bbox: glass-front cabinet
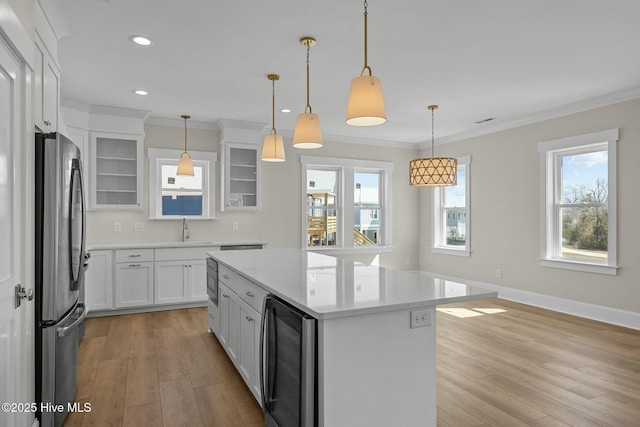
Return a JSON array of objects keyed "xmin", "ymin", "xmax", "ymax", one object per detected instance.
[
  {"xmin": 90, "ymin": 131, "xmax": 144, "ymax": 210},
  {"xmin": 221, "ymin": 141, "xmax": 261, "ymax": 211}
]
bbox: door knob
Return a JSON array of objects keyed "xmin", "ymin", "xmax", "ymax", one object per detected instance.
[{"xmin": 15, "ymin": 284, "xmax": 33, "ymax": 308}]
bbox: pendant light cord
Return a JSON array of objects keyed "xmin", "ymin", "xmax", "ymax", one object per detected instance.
[
  {"xmin": 431, "ymin": 107, "xmax": 435, "ymax": 158},
  {"xmin": 184, "ymin": 117, "xmax": 188, "ymax": 152},
  {"xmin": 306, "ymin": 43, "xmax": 312, "ymax": 113},
  {"xmin": 361, "ymin": 0, "xmax": 371, "ymax": 77},
  {"xmin": 271, "ymin": 78, "xmax": 276, "ymax": 135}
]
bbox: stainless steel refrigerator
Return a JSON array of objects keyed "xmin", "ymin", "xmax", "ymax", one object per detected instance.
[{"xmin": 35, "ymin": 132, "xmax": 89, "ymax": 427}]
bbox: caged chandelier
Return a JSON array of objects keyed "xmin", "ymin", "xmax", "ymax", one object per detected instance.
[{"xmin": 409, "ymin": 105, "xmax": 457, "ymax": 187}]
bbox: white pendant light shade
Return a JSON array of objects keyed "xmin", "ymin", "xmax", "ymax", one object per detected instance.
[
  {"xmin": 261, "ymin": 133, "xmax": 285, "ymax": 162},
  {"xmin": 409, "ymin": 157, "xmax": 457, "ymax": 187},
  {"xmin": 346, "ymin": 75, "xmax": 386, "ymax": 126},
  {"xmin": 293, "ymin": 112, "xmax": 323, "ymax": 149},
  {"xmin": 177, "ymin": 152, "xmax": 194, "ymax": 176}
]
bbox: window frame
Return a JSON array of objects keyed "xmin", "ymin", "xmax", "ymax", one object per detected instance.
[
  {"xmin": 432, "ymin": 155, "xmax": 471, "ymax": 257},
  {"xmin": 538, "ymin": 128, "xmax": 618, "ymax": 275},
  {"xmin": 148, "ymin": 148, "xmax": 217, "ymax": 220},
  {"xmin": 301, "ymin": 155, "xmax": 393, "ymax": 253}
]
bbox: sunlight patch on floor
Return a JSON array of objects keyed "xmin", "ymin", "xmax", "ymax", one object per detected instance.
[{"xmin": 437, "ymin": 307, "xmax": 507, "ymax": 318}]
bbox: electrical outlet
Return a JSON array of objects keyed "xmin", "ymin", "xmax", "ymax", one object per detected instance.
[
  {"xmin": 134, "ymin": 222, "xmax": 145, "ymax": 232},
  {"xmin": 410, "ymin": 308, "xmax": 432, "ymax": 329},
  {"xmin": 496, "ymin": 268, "xmax": 502, "ymax": 279},
  {"xmin": 113, "ymin": 222, "xmax": 121, "ymax": 232},
  {"xmin": 232, "ymin": 221, "xmax": 239, "ymax": 231}
]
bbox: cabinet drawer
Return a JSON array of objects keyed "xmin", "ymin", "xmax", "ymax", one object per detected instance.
[
  {"xmin": 219, "ymin": 264, "xmax": 268, "ymax": 312},
  {"xmin": 155, "ymin": 247, "xmax": 212, "ymax": 262},
  {"xmin": 115, "ymin": 248, "xmax": 154, "ymax": 263}
]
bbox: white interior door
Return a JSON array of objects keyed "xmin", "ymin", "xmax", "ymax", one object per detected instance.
[{"xmin": 0, "ymin": 37, "xmax": 32, "ymax": 427}]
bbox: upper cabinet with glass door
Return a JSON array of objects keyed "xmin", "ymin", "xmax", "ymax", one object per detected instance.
[
  {"xmin": 89, "ymin": 131, "xmax": 144, "ymax": 210},
  {"xmin": 221, "ymin": 141, "xmax": 261, "ymax": 211}
]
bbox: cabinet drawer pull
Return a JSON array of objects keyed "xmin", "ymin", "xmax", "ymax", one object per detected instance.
[
  {"xmin": 128, "ymin": 254, "xmax": 142, "ymax": 257},
  {"xmin": 246, "ymin": 316, "xmax": 253, "ymax": 322},
  {"xmin": 223, "ymin": 274, "xmax": 230, "ymax": 279},
  {"xmin": 245, "ymin": 291, "xmax": 254, "ymax": 298},
  {"xmin": 129, "ymin": 264, "xmax": 141, "ymax": 267},
  {"xmin": 222, "ymin": 294, "xmax": 229, "ymax": 298}
]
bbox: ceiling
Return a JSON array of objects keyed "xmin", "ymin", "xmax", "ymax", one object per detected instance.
[{"xmin": 56, "ymin": 0, "xmax": 640, "ymax": 147}]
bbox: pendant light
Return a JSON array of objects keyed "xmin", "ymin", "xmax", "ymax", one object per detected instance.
[
  {"xmin": 293, "ymin": 37, "xmax": 323, "ymax": 149},
  {"xmin": 176, "ymin": 114, "xmax": 194, "ymax": 176},
  {"xmin": 346, "ymin": 0, "xmax": 386, "ymax": 126},
  {"xmin": 409, "ymin": 105, "xmax": 457, "ymax": 187},
  {"xmin": 262, "ymin": 74, "xmax": 285, "ymax": 162}
]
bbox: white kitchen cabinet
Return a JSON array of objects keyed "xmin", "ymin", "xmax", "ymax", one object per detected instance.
[
  {"xmin": 34, "ymin": 38, "xmax": 59, "ymax": 132},
  {"xmin": 85, "ymin": 250, "xmax": 113, "ymax": 311},
  {"xmin": 238, "ymin": 298, "xmax": 262, "ymax": 400},
  {"xmin": 207, "ymin": 298, "xmax": 221, "ymax": 335},
  {"xmin": 155, "ymin": 261, "xmax": 189, "ymax": 304},
  {"xmin": 219, "ymin": 283, "xmax": 240, "ymax": 365},
  {"xmin": 90, "ymin": 131, "xmax": 144, "ymax": 210},
  {"xmin": 114, "ymin": 256, "xmax": 154, "ymax": 308},
  {"xmin": 214, "ymin": 267, "xmax": 264, "ymax": 402},
  {"xmin": 221, "ymin": 142, "xmax": 261, "ymax": 211},
  {"xmin": 188, "ymin": 259, "xmax": 208, "ymax": 301},
  {"xmin": 155, "ymin": 248, "xmax": 210, "ymax": 305}
]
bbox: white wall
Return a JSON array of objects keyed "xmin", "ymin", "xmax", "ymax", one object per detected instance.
[
  {"xmin": 419, "ymin": 98, "xmax": 640, "ymax": 316},
  {"xmin": 86, "ymin": 123, "xmax": 421, "ymax": 270}
]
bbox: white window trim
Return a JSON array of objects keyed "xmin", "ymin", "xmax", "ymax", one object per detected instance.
[
  {"xmin": 431, "ymin": 155, "xmax": 471, "ymax": 257},
  {"xmin": 538, "ymin": 129, "xmax": 618, "ymax": 275},
  {"xmin": 148, "ymin": 148, "xmax": 217, "ymax": 220},
  {"xmin": 301, "ymin": 155, "xmax": 393, "ymax": 252}
]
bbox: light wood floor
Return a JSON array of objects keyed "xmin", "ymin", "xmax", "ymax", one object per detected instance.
[{"xmin": 63, "ymin": 298, "xmax": 640, "ymax": 427}]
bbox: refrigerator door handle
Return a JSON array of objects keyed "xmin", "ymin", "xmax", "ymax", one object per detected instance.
[
  {"xmin": 57, "ymin": 303, "xmax": 87, "ymax": 337},
  {"xmin": 68, "ymin": 158, "xmax": 86, "ymax": 292}
]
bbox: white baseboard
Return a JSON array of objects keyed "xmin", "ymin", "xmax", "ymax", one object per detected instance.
[{"xmin": 438, "ymin": 274, "xmax": 640, "ymax": 331}]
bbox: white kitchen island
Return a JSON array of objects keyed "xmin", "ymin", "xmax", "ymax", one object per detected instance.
[{"xmin": 207, "ymin": 248, "xmax": 497, "ymax": 427}]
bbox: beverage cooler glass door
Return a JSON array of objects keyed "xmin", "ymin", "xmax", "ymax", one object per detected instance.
[{"xmin": 261, "ymin": 295, "xmax": 316, "ymax": 427}]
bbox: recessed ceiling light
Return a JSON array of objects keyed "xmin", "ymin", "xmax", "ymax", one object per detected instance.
[
  {"xmin": 129, "ymin": 35, "xmax": 152, "ymax": 46},
  {"xmin": 134, "ymin": 90, "xmax": 148, "ymax": 96},
  {"xmin": 281, "ymin": 108, "xmax": 292, "ymax": 113}
]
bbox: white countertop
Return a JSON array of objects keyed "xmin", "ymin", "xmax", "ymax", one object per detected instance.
[
  {"xmin": 88, "ymin": 240, "xmax": 268, "ymax": 250},
  {"xmin": 208, "ymin": 248, "xmax": 497, "ymax": 319}
]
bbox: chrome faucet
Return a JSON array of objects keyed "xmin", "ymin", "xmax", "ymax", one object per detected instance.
[{"xmin": 182, "ymin": 218, "xmax": 190, "ymax": 242}]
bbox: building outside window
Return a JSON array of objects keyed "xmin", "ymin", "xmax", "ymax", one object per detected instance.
[
  {"xmin": 539, "ymin": 129, "xmax": 618, "ymax": 275},
  {"xmin": 432, "ymin": 156, "xmax": 471, "ymax": 256},
  {"xmin": 301, "ymin": 156, "xmax": 392, "ymax": 251}
]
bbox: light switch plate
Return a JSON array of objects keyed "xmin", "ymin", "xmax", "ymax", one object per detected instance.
[
  {"xmin": 410, "ymin": 308, "xmax": 433, "ymax": 329},
  {"xmin": 134, "ymin": 222, "xmax": 144, "ymax": 232}
]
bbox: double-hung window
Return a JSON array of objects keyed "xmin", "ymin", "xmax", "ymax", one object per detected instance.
[
  {"xmin": 301, "ymin": 156, "xmax": 392, "ymax": 251},
  {"xmin": 432, "ymin": 156, "xmax": 471, "ymax": 256},
  {"xmin": 148, "ymin": 148, "xmax": 217, "ymax": 219},
  {"xmin": 539, "ymin": 129, "xmax": 618, "ymax": 275}
]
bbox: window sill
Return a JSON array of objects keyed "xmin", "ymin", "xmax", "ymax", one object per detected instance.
[
  {"xmin": 306, "ymin": 245, "xmax": 393, "ymax": 255},
  {"xmin": 431, "ymin": 247, "xmax": 471, "ymax": 257},
  {"xmin": 148, "ymin": 217, "xmax": 213, "ymax": 221},
  {"xmin": 539, "ymin": 258, "xmax": 618, "ymax": 276}
]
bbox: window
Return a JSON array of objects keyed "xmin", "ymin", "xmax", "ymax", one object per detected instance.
[
  {"xmin": 432, "ymin": 156, "xmax": 471, "ymax": 256},
  {"xmin": 301, "ymin": 156, "xmax": 392, "ymax": 251},
  {"xmin": 148, "ymin": 148, "xmax": 217, "ymax": 219},
  {"xmin": 539, "ymin": 129, "xmax": 618, "ymax": 275}
]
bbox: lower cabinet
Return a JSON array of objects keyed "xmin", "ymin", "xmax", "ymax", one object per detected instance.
[
  {"xmin": 155, "ymin": 259, "xmax": 207, "ymax": 304},
  {"xmin": 214, "ymin": 278, "xmax": 263, "ymax": 403},
  {"xmin": 115, "ymin": 262, "xmax": 154, "ymax": 308},
  {"xmin": 85, "ymin": 250, "xmax": 113, "ymax": 311}
]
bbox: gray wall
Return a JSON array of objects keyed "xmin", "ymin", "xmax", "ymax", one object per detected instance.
[
  {"xmin": 86, "ymin": 123, "xmax": 421, "ymax": 270},
  {"xmin": 419, "ymin": 98, "xmax": 640, "ymax": 314}
]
